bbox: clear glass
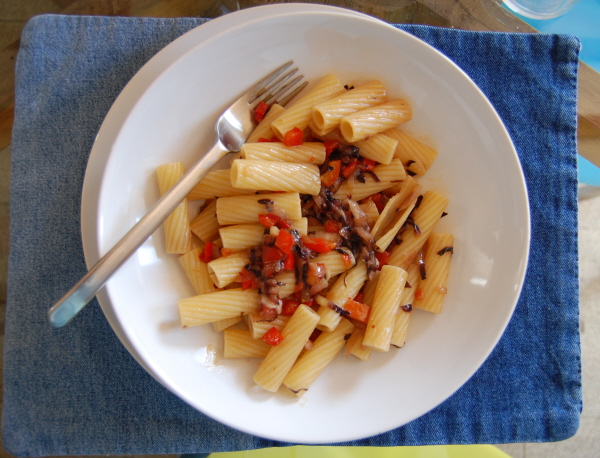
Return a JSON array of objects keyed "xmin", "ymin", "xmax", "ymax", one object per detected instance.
[{"xmin": 503, "ymin": 0, "xmax": 581, "ymax": 19}]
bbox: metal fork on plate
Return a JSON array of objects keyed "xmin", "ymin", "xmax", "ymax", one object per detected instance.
[{"xmin": 47, "ymin": 61, "xmax": 307, "ymax": 327}]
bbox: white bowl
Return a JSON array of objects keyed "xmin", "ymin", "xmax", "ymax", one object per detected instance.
[{"xmin": 82, "ymin": 6, "xmax": 530, "ymax": 444}]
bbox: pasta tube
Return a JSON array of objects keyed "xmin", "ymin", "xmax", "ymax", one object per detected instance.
[
  {"xmin": 207, "ymin": 251, "xmax": 250, "ymax": 288},
  {"xmin": 216, "ymin": 192, "xmax": 302, "ymax": 225},
  {"xmin": 245, "ymin": 312, "xmax": 291, "ymax": 339},
  {"xmin": 188, "ymin": 168, "xmax": 256, "ymax": 201},
  {"xmin": 333, "ymin": 159, "xmax": 406, "ymax": 201},
  {"xmin": 246, "ymin": 103, "xmax": 286, "ymax": 143},
  {"xmin": 311, "ymin": 80, "xmax": 388, "ymax": 131},
  {"xmin": 241, "ymin": 142, "xmax": 326, "ymax": 164},
  {"xmin": 340, "ymin": 99, "xmax": 412, "ymax": 143},
  {"xmin": 178, "ymin": 289, "xmax": 259, "ymax": 327},
  {"xmin": 387, "ymin": 190, "xmax": 449, "ymax": 269},
  {"xmin": 414, "ymin": 233, "xmax": 454, "ymax": 314},
  {"xmin": 270, "ymin": 74, "xmax": 345, "ymax": 139},
  {"xmin": 384, "ymin": 128, "xmax": 438, "ymax": 175},
  {"xmin": 224, "ymin": 329, "xmax": 271, "ymax": 359},
  {"xmin": 353, "ymin": 133, "xmax": 398, "ymax": 165},
  {"xmin": 390, "ymin": 263, "xmax": 420, "ymax": 348},
  {"xmin": 190, "ymin": 199, "xmax": 220, "ymax": 243},
  {"xmin": 253, "ymin": 304, "xmax": 320, "ymax": 392},
  {"xmin": 178, "ymin": 247, "xmax": 216, "ymax": 296},
  {"xmin": 317, "ymin": 260, "xmax": 367, "ymax": 331},
  {"xmin": 283, "ymin": 318, "xmax": 355, "ymax": 396},
  {"xmin": 156, "ymin": 162, "xmax": 192, "ymax": 254},
  {"xmin": 231, "ymin": 159, "xmax": 321, "ymax": 195},
  {"xmin": 363, "ymin": 265, "xmax": 407, "ymax": 352}
]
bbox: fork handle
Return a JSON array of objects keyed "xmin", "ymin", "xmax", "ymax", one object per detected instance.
[{"xmin": 47, "ymin": 141, "xmax": 229, "ymax": 327}]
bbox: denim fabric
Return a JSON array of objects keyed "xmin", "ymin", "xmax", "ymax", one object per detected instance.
[{"xmin": 4, "ymin": 15, "xmax": 581, "ymax": 456}]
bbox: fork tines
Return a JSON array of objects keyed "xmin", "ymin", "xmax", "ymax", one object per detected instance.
[{"xmin": 249, "ymin": 61, "xmax": 307, "ymax": 108}]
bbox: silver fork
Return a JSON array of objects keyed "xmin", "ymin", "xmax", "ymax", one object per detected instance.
[{"xmin": 47, "ymin": 61, "xmax": 307, "ymax": 327}]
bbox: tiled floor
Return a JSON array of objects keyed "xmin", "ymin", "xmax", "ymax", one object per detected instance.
[{"xmin": 1, "ymin": 1, "xmax": 599, "ymax": 457}]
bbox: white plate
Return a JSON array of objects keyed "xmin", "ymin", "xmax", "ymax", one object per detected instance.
[{"xmin": 83, "ymin": 6, "xmax": 530, "ymax": 444}]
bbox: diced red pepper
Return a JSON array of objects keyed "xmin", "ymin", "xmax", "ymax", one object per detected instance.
[
  {"xmin": 323, "ymin": 139, "xmax": 340, "ymax": 157},
  {"xmin": 342, "ymin": 253, "xmax": 353, "ymax": 270},
  {"xmin": 281, "ymin": 298, "xmax": 300, "ymax": 316},
  {"xmin": 240, "ymin": 268, "xmax": 260, "ymax": 290},
  {"xmin": 262, "ymin": 244, "xmax": 285, "ymax": 263},
  {"xmin": 258, "ymin": 213, "xmax": 281, "ymax": 228},
  {"xmin": 301, "ymin": 235, "xmax": 337, "ymax": 254},
  {"xmin": 342, "ymin": 159, "xmax": 359, "ymax": 178},
  {"xmin": 283, "ymin": 253, "xmax": 295, "ymax": 271},
  {"xmin": 344, "ymin": 298, "xmax": 370, "ymax": 323},
  {"xmin": 375, "ymin": 251, "xmax": 390, "ymax": 270},
  {"xmin": 199, "ymin": 242, "xmax": 218, "ymax": 263},
  {"xmin": 221, "ymin": 247, "xmax": 233, "ymax": 257},
  {"xmin": 283, "ymin": 127, "xmax": 303, "ymax": 147},
  {"xmin": 254, "ymin": 101, "xmax": 270, "ymax": 123},
  {"xmin": 275, "ymin": 229, "xmax": 294, "ymax": 255},
  {"xmin": 415, "ymin": 289, "xmax": 425, "ymax": 301},
  {"xmin": 370, "ymin": 192, "xmax": 386, "ymax": 213},
  {"xmin": 354, "ymin": 292, "xmax": 365, "ymax": 303},
  {"xmin": 360, "ymin": 158, "xmax": 376, "ymax": 171},
  {"xmin": 324, "ymin": 220, "xmax": 340, "ymax": 233},
  {"xmin": 320, "ymin": 160, "xmax": 341, "ymax": 188},
  {"xmin": 277, "ymin": 218, "xmax": 293, "ymax": 229},
  {"xmin": 262, "ymin": 326, "xmax": 284, "ymax": 346},
  {"xmin": 257, "ymin": 136, "xmax": 279, "ymax": 142}
]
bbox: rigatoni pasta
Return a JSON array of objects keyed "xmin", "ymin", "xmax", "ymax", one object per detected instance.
[{"xmin": 159, "ymin": 73, "xmax": 454, "ymax": 396}]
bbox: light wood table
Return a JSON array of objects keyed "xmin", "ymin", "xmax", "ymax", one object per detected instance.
[{"xmin": 1, "ymin": 0, "xmax": 599, "ymax": 166}]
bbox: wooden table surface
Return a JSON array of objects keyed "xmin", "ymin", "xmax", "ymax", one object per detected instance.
[{"xmin": 2, "ymin": 0, "xmax": 600, "ymax": 166}]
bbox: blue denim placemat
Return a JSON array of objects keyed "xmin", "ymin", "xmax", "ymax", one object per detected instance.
[{"xmin": 5, "ymin": 15, "xmax": 581, "ymax": 456}]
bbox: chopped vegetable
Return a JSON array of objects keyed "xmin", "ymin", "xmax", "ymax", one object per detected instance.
[
  {"xmin": 275, "ymin": 229, "xmax": 295, "ymax": 255},
  {"xmin": 258, "ymin": 213, "xmax": 281, "ymax": 228},
  {"xmin": 324, "ymin": 220, "xmax": 341, "ymax": 233},
  {"xmin": 281, "ymin": 298, "xmax": 300, "ymax": 316},
  {"xmin": 254, "ymin": 101, "xmax": 269, "ymax": 123},
  {"xmin": 360, "ymin": 158, "xmax": 376, "ymax": 171},
  {"xmin": 415, "ymin": 289, "xmax": 425, "ymax": 301},
  {"xmin": 320, "ymin": 160, "xmax": 341, "ymax": 187},
  {"xmin": 323, "ymin": 139, "xmax": 340, "ymax": 156},
  {"xmin": 342, "ymin": 159, "xmax": 359, "ymax": 178},
  {"xmin": 375, "ymin": 251, "xmax": 390, "ymax": 270},
  {"xmin": 262, "ymin": 244, "xmax": 286, "ymax": 263},
  {"xmin": 240, "ymin": 267, "xmax": 259, "ymax": 290},
  {"xmin": 283, "ymin": 253, "xmax": 295, "ymax": 270},
  {"xmin": 301, "ymin": 236, "xmax": 337, "ymax": 254},
  {"xmin": 199, "ymin": 242, "xmax": 219, "ymax": 263},
  {"xmin": 262, "ymin": 326, "xmax": 284, "ymax": 346},
  {"xmin": 344, "ymin": 298, "xmax": 370, "ymax": 323},
  {"xmin": 282, "ymin": 127, "xmax": 303, "ymax": 147}
]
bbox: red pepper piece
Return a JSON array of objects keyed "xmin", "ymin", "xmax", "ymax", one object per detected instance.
[
  {"xmin": 301, "ymin": 235, "xmax": 337, "ymax": 254},
  {"xmin": 344, "ymin": 298, "xmax": 370, "ymax": 323},
  {"xmin": 322, "ymin": 139, "xmax": 340, "ymax": 156},
  {"xmin": 283, "ymin": 253, "xmax": 295, "ymax": 271},
  {"xmin": 275, "ymin": 229, "xmax": 294, "ymax": 255},
  {"xmin": 370, "ymin": 192, "xmax": 386, "ymax": 213},
  {"xmin": 199, "ymin": 242, "xmax": 218, "ymax": 263},
  {"xmin": 283, "ymin": 127, "xmax": 303, "ymax": 147},
  {"xmin": 240, "ymin": 268, "xmax": 259, "ymax": 290},
  {"xmin": 375, "ymin": 250, "xmax": 390, "ymax": 270},
  {"xmin": 342, "ymin": 253, "xmax": 353, "ymax": 270},
  {"xmin": 415, "ymin": 289, "xmax": 425, "ymax": 301},
  {"xmin": 320, "ymin": 160, "xmax": 341, "ymax": 188},
  {"xmin": 262, "ymin": 326, "xmax": 284, "ymax": 346},
  {"xmin": 324, "ymin": 219, "xmax": 341, "ymax": 233},
  {"xmin": 360, "ymin": 158, "xmax": 376, "ymax": 171},
  {"xmin": 258, "ymin": 213, "xmax": 281, "ymax": 228},
  {"xmin": 281, "ymin": 298, "xmax": 300, "ymax": 316},
  {"xmin": 342, "ymin": 158, "xmax": 359, "ymax": 178},
  {"xmin": 254, "ymin": 101, "xmax": 269, "ymax": 123},
  {"xmin": 262, "ymin": 244, "xmax": 285, "ymax": 263}
]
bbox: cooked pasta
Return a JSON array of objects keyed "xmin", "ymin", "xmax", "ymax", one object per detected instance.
[
  {"xmin": 156, "ymin": 162, "xmax": 192, "ymax": 254},
  {"xmin": 160, "ymin": 72, "xmax": 454, "ymax": 398}
]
